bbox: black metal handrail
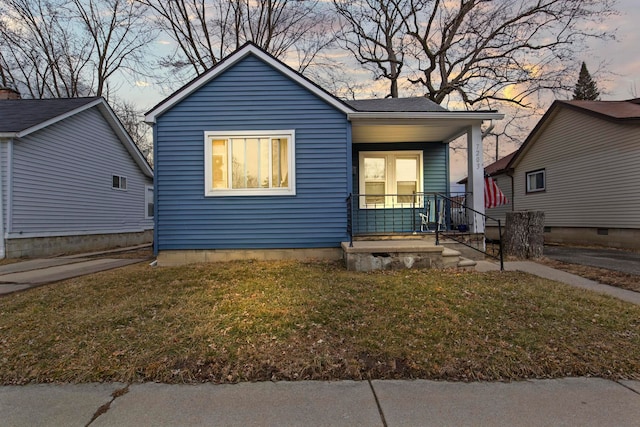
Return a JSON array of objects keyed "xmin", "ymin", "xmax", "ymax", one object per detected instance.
[
  {"xmin": 346, "ymin": 192, "xmax": 504, "ymax": 270},
  {"xmin": 434, "ymin": 193, "xmax": 504, "ymax": 271}
]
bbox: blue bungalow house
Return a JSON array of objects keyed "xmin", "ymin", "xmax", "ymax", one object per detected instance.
[{"xmin": 145, "ymin": 43, "xmax": 502, "ymax": 267}]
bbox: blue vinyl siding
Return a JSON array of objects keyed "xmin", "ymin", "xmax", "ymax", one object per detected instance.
[
  {"xmin": 352, "ymin": 142, "xmax": 448, "ymax": 234},
  {"xmin": 10, "ymin": 108, "xmax": 153, "ymax": 235},
  {"xmin": 155, "ymin": 55, "xmax": 350, "ymax": 249}
]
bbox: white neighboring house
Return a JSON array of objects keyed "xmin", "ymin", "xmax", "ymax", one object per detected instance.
[
  {"xmin": 0, "ymin": 88, "xmax": 154, "ymax": 258},
  {"xmin": 464, "ymin": 98, "xmax": 640, "ymax": 249}
]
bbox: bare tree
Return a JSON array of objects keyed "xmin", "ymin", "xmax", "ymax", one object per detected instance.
[
  {"xmin": 69, "ymin": 0, "xmax": 156, "ymax": 98},
  {"xmin": 335, "ymin": 0, "xmax": 616, "ymax": 107},
  {"xmin": 0, "ymin": 0, "xmax": 93, "ymax": 97},
  {"xmin": 402, "ymin": 0, "xmax": 616, "ymax": 108},
  {"xmin": 333, "ymin": 0, "xmax": 418, "ymax": 98},
  {"xmin": 0, "ymin": 0, "xmax": 154, "ymax": 99},
  {"xmin": 112, "ymin": 99, "xmax": 153, "ymax": 164},
  {"xmin": 139, "ymin": 0, "xmax": 336, "ymax": 81}
]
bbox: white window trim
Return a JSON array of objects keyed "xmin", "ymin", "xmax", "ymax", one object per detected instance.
[
  {"xmin": 145, "ymin": 185, "xmax": 154, "ymax": 219},
  {"xmin": 112, "ymin": 175, "xmax": 127, "ymax": 191},
  {"xmin": 204, "ymin": 130, "xmax": 296, "ymax": 197},
  {"xmin": 358, "ymin": 151, "xmax": 423, "ymax": 209},
  {"xmin": 526, "ymin": 169, "xmax": 546, "ymax": 193}
]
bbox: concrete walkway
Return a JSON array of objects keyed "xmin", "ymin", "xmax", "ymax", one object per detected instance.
[
  {"xmin": 476, "ymin": 260, "xmax": 640, "ymax": 305},
  {"xmin": 1, "ymin": 378, "xmax": 639, "ymax": 426},
  {"xmin": 0, "ymin": 246, "xmax": 150, "ymax": 296},
  {"xmin": 544, "ymin": 245, "xmax": 640, "ymax": 276}
]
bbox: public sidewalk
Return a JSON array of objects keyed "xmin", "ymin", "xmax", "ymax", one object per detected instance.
[{"xmin": 1, "ymin": 378, "xmax": 639, "ymax": 426}]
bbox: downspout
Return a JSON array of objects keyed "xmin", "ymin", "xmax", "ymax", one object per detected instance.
[
  {"xmin": 506, "ymin": 168, "xmax": 515, "ymax": 211},
  {"xmin": 6, "ymin": 139, "xmax": 12, "ymax": 236},
  {"xmin": 152, "ymin": 124, "xmax": 159, "ymax": 257},
  {"xmin": 481, "ymin": 120, "xmax": 495, "ymax": 139},
  {"xmin": 0, "ymin": 138, "xmax": 7, "ymax": 259}
]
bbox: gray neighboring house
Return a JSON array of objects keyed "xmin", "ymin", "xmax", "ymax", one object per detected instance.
[
  {"xmin": 0, "ymin": 89, "xmax": 154, "ymax": 258},
  {"xmin": 465, "ymin": 98, "xmax": 640, "ymax": 249}
]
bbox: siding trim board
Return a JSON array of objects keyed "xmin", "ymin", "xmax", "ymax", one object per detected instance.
[
  {"xmin": 7, "ymin": 227, "xmax": 151, "ymax": 239},
  {"xmin": 0, "ymin": 140, "xmax": 5, "ymax": 258}
]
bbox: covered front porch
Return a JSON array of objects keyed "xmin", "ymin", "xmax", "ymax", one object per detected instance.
[{"xmin": 343, "ymin": 98, "xmax": 503, "ymax": 270}]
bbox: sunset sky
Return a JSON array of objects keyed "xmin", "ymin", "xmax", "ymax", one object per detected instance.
[{"xmin": 126, "ymin": 0, "xmax": 639, "ymax": 180}]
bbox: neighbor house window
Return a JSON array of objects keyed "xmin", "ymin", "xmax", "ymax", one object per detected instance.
[
  {"xmin": 145, "ymin": 185, "xmax": 154, "ymax": 219},
  {"xmin": 526, "ymin": 169, "xmax": 545, "ymax": 193},
  {"xmin": 112, "ymin": 175, "xmax": 127, "ymax": 190},
  {"xmin": 204, "ymin": 130, "xmax": 295, "ymax": 196},
  {"xmin": 358, "ymin": 151, "xmax": 423, "ymax": 208}
]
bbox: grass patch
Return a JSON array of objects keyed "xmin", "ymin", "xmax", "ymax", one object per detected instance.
[
  {"xmin": 1, "ymin": 260, "xmax": 639, "ymax": 384},
  {"xmin": 538, "ymin": 257, "xmax": 640, "ymax": 293}
]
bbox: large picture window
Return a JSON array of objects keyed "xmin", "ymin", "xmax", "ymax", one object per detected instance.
[
  {"xmin": 526, "ymin": 169, "xmax": 545, "ymax": 193},
  {"xmin": 204, "ymin": 130, "xmax": 295, "ymax": 196},
  {"xmin": 358, "ymin": 151, "xmax": 423, "ymax": 208}
]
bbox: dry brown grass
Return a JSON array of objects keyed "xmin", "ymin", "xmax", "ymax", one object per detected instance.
[
  {"xmin": 1, "ymin": 260, "xmax": 639, "ymax": 385},
  {"xmin": 538, "ymin": 257, "xmax": 640, "ymax": 293}
]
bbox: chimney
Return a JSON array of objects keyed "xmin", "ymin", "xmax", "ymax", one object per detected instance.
[{"xmin": 0, "ymin": 87, "xmax": 21, "ymax": 100}]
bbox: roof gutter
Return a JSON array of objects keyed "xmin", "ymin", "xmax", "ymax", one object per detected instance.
[{"xmin": 348, "ymin": 111, "xmax": 504, "ymax": 120}]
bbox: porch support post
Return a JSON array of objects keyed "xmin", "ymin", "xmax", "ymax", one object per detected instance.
[{"xmin": 467, "ymin": 124, "xmax": 485, "ymax": 233}]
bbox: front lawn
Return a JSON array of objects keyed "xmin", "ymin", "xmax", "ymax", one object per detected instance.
[{"xmin": 1, "ymin": 260, "xmax": 638, "ymax": 384}]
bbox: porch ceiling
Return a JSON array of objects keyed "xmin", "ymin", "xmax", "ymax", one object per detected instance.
[
  {"xmin": 349, "ymin": 113, "xmax": 504, "ymax": 144},
  {"xmin": 351, "ymin": 122, "xmax": 470, "ymax": 144}
]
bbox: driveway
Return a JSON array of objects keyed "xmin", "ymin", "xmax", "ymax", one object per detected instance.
[
  {"xmin": 0, "ymin": 246, "xmax": 152, "ymax": 296},
  {"xmin": 544, "ymin": 245, "xmax": 640, "ymax": 276}
]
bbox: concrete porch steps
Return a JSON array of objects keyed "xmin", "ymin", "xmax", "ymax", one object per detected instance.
[{"xmin": 341, "ymin": 240, "xmax": 475, "ymax": 272}]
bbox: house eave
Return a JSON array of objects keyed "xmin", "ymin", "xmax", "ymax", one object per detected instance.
[
  {"xmin": 2, "ymin": 98, "xmax": 153, "ymax": 179},
  {"xmin": 347, "ymin": 111, "xmax": 504, "ymax": 121},
  {"xmin": 14, "ymin": 98, "xmax": 104, "ymax": 139},
  {"xmin": 95, "ymin": 102, "xmax": 154, "ymax": 179},
  {"xmin": 144, "ymin": 43, "xmax": 356, "ymax": 124}
]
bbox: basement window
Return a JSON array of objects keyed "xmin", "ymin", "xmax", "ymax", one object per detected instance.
[
  {"xmin": 112, "ymin": 175, "xmax": 127, "ymax": 190},
  {"xmin": 526, "ymin": 169, "xmax": 545, "ymax": 193}
]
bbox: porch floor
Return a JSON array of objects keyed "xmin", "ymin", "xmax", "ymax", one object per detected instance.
[
  {"xmin": 341, "ymin": 239, "xmax": 443, "ymax": 253},
  {"xmin": 341, "ymin": 240, "xmax": 471, "ymax": 271}
]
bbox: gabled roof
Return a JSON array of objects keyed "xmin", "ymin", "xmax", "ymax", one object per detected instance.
[
  {"xmin": 0, "ymin": 97, "xmax": 101, "ymax": 134},
  {"xmin": 562, "ymin": 98, "xmax": 640, "ymax": 121},
  {"xmin": 486, "ymin": 151, "xmax": 517, "ymax": 175},
  {"xmin": 145, "ymin": 42, "xmax": 503, "ymax": 125},
  {"xmin": 145, "ymin": 43, "xmax": 355, "ymax": 123},
  {"xmin": 0, "ymin": 97, "xmax": 153, "ymax": 178},
  {"xmin": 507, "ymin": 98, "xmax": 640, "ymax": 171}
]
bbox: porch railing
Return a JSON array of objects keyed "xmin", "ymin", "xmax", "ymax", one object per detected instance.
[{"xmin": 346, "ymin": 192, "xmax": 504, "ymax": 270}]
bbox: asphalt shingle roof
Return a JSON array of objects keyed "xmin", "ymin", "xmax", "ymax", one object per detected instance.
[
  {"xmin": 345, "ymin": 97, "xmax": 448, "ymax": 112},
  {"xmin": 0, "ymin": 97, "xmax": 101, "ymax": 133},
  {"xmin": 564, "ymin": 99, "xmax": 640, "ymax": 120}
]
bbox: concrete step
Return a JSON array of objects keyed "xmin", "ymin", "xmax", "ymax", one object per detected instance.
[
  {"xmin": 457, "ymin": 257, "xmax": 477, "ymax": 270},
  {"xmin": 441, "ymin": 248, "xmax": 462, "ymax": 269}
]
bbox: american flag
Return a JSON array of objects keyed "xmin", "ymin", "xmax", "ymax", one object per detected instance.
[{"xmin": 484, "ymin": 176, "xmax": 508, "ymax": 208}]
